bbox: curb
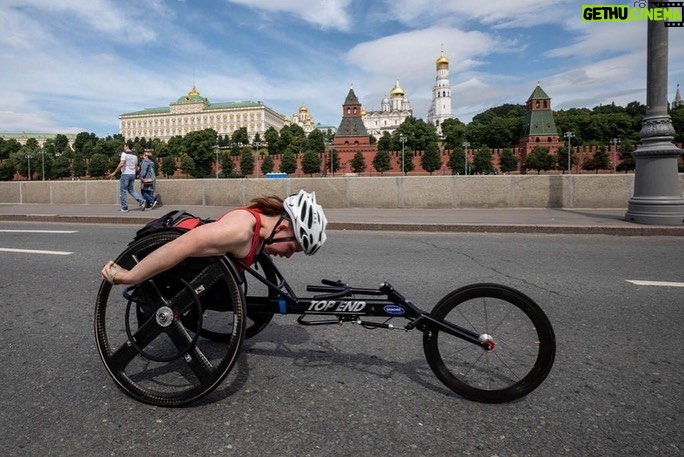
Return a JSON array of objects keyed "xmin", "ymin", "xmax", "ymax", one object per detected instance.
[{"xmin": 2, "ymin": 214, "xmax": 683, "ymax": 236}]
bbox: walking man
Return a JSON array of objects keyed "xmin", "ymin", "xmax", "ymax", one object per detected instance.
[{"xmin": 109, "ymin": 144, "xmax": 145, "ymax": 212}]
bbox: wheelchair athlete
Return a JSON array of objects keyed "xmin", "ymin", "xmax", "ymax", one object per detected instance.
[{"xmin": 101, "ymin": 190, "xmax": 327, "ymax": 286}]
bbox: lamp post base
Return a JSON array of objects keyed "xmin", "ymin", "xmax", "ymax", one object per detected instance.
[{"xmin": 626, "ymin": 197, "xmax": 684, "ymax": 225}]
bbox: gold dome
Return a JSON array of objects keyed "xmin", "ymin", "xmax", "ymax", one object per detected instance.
[
  {"xmin": 436, "ymin": 51, "xmax": 449, "ymax": 69},
  {"xmin": 299, "ymin": 104, "xmax": 308, "ymax": 113},
  {"xmin": 390, "ymin": 80, "xmax": 405, "ymax": 97}
]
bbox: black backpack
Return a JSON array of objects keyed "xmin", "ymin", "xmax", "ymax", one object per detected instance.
[{"xmin": 132, "ymin": 210, "xmax": 214, "ymax": 243}]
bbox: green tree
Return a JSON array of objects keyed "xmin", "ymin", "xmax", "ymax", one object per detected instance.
[
  {"xmin": 466, "ymin": 104, "xmax": 524, "ymax": 148},
  {"xmin": 37, "ymin": 153, "xmax": 55, "ymax": 180},
  {"xmin": 88, "ymin": 153, "xmax": 108, "ymax": 178},
  {"xmin": 0, "ymin": 138, "xmax": 22, "ymax": 159},
  {"xmin": 240, "ymin": 148, "xmax": 255, "ymax": 176},
  {"xmin": 301, "ymin": 150, "xmax": 322, "ymax": 176},
  {"xmin": 472, "ymin": 146, "xmax": 495, "ymax": 174},
  {"xmin": 231, "ymin": 127, "xmax": 249, "ymax": 146},
  {"xmin": 52, "ymin": 156, "xmax": 71, "ymax": 179},
  {"xmin": 584, "ymin": 146, "xmax": 610, "ymax": 173},
  {"xmin": 306, "ymin": 129, "xmax": 326, "ymax": 153},
  {"xmin": 398, "ymin": 147, "xmax": 414, "ymax": 174},
  {"xmin": 261, "ymin": 154, "xmax": 274, "ymax": 175},
  {"xmin": 264, "ymin": 127, "xmax": 281, "ymax": 155},
  {"xmin": 372, "ymin": 150, "xmax": 391, "ymax": 175},
  {"xmin": 377, "ymin": 131, "xmax": 393, "ymax": 153},
  {"xmin": 166, "ymin": 135, "xmax": 185, "ymax": 157},
  {"xmin": 180, "ymin": 154, "xmax": 196, "ymax": 177},
  {"xmin": 670, "ymin": 105, "xmax": 684, "ymax": 144},
  {"xmin": 447, "ymin": 147, "xmax": 465, "ymax": 175},
  {"xmin": 182, "ymin": 128, "xmax": 217, "ymax": 177},
  {"xmin": 350, "ymin": 152, "xmax": 366, "ymax": 175},
  {"xmin": 13, "ymin": 147, "xmax": 37, "ymax": 179},
  {"xmin": 73, "ymin": 132, "xmax": 98, "ymax": 157},
  {"xmin": 0, "ymin": 159, "xmax": 16, "ymax": 181},
  {"xmin": 421, "ymin": 141, "xmax": 442, "ymax": 175},
  {"xmin": 280, "ymin": 150, "xmax": 297, "ymax": 174},
  {"xmin": 72, "ymin": 153, "xmax": 87, "ymax": 177},
  {"xmin": 396, "ymin": 117, "xmax": 439, "ymax": 151},
  {"xmin": 162, "ymin": 156, "xmax": 177, "ymax": 177},
  {"xmin": 219, "ymin": 152, "xmax": 233, "ymax": 177},
  {"xmin": 499, "ymin": 148, "xmax": 518, "ymax": 173},
  {"xmin": 524, "ymin": 146, "xmax": 554, "ymax": 174},
  {"xmin": 616, "ymin": 139, "xmax": 636, "ymax": 172},
  {"xmin": 441, "ymin": 118, "xmax": 467, "ymax": 150}
]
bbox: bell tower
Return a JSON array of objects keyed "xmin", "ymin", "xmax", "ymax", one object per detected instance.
[{"xmin": 427, "ymin": 49, "xmax": 453, "ymax": 134}]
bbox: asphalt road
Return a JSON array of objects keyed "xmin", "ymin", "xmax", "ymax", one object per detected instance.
[{"xmin": 0, "ymin": 222, "xmax": 682, "ymax": 456}]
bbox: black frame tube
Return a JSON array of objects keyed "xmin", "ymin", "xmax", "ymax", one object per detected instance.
[{"xmin": 234, "ymin": 254, "xmax": 485, "ymax": 347}]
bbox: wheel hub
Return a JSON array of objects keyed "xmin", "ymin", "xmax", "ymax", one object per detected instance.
[
  {"xmin": 479, "ymin": 333, "xmax": 496, "ymax": 351},
  {"xmin": 155, "ymin": 306, "xmax": 175, "ymax": 327}
]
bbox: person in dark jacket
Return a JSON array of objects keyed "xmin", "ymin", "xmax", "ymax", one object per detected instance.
[{"xmin": 139, "ymin": 151, "xmax": 157, "ymax": 209}]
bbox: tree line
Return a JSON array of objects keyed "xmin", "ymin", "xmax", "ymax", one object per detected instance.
[{"xmin": 2, "ymin": 100, "xmax": 682, "ymax": 180}]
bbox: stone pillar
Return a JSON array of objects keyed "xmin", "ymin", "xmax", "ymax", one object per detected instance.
[{"xmin": 625, "ymin": 9, "xmax": 684, "ymax": 225}]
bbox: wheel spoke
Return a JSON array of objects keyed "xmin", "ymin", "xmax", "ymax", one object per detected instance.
[
  {"xmin": 166, "ymin": 321, "xmax": 215, "ymax": 386},
  {"xmin": 108, "ymin": 319, "xmax": 163, "ymax": 371},
  {"xmin": 167, "ymin": 262, "xmax": 223, "ymax": 315}
]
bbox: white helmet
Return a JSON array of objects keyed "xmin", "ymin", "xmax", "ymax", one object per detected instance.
[{"xmin": 283, "ymin": 190, "xmax": 327, "ymax": 255}]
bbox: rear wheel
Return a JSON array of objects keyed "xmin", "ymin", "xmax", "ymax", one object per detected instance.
[
  {"xmin": 94, "ymin": 231, "xmax": 246, "ymax": 407},
  {"xmin": 423, "ymin": 283, "xmax": 555, "ymax": 403}
]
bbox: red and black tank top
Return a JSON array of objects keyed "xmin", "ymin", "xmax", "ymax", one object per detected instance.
[
  {"xmin": 217, "ymin": 208, "xmax": 263, "ymax": 266},
  {"xmin": 174, "ymin": 207, "xmax": 263, "ymax": 266}
]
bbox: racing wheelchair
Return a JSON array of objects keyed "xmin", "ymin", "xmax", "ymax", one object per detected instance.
[{"xmin": 94, "ymin": 230, "xmax": 556, "ymax": 407}]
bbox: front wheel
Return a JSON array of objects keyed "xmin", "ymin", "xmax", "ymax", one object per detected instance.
[{"xmin": 423, "ymin": 283, "xmax": 555, "ymax": 403}]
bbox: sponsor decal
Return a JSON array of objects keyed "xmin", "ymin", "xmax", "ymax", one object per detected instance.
[
  {"xmin": 308, "ymin": 300, "xmax": 367, "ymax": 312},
  {"xmin": 383, "ymin": 305, "xmax": 405, "ymax": 316}
]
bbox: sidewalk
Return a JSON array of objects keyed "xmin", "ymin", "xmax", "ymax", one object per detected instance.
[{"xmin": 0, "ymin": 203, "xmax": 682, "ymax": 236}]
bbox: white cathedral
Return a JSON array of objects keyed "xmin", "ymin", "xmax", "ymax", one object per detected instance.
[
  {"xmin": 362, "ymin": 80, "xmax": 413, "ymax": 139},
  {"xmin": 362, "ymin": 50, "xmax": 454, "ymax": 140}
]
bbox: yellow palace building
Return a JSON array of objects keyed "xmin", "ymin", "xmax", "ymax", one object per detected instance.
[{"xmin": 119, "ymin": 85, "xmax": 288, "ymax": 142}]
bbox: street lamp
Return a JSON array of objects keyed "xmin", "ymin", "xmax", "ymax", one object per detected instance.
[
  {"xmin": 26, "ymin": 153, "xmax": 31, "ymax": 181},
  {"xmin": 462, "ymin": 141, "xmax": 470, "ymax": 175},
  {"xmin": 564, "ymin": 132, "xmax": 574, "ymax": 173},
  {"xmin": 214, "ymin": 144, "xmax": 220, "ymax": 179},
  {"xmin": 610, "ymin": 137, "xmax": 621, "ymax": 174},
  {"xmin": 399, "ymin": 134, "xmax": 406, "ymax": 176},
  {"xmin": 254, "ymin": 141, "xmax": 260, "ymax": 179}
]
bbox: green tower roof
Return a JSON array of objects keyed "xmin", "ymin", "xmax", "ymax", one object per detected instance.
[{"xmin": 527, "ymin": 82, "xmax": 550, "ymax": 101}]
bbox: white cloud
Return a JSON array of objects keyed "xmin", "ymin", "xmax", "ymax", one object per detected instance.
[
  {"xmin": 225, "ymin": 0, "xmax": 353, "ymax": 30},
  {"xmin": 385, "ymin": 0, "xmax": 577, "ymax": 28}
]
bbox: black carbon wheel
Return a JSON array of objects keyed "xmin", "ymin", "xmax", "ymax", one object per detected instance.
[
  {"xmin": 423, "ymin": 283, "xmax": 555, "ymax": 403},
  {"xmin": 94, "ymin": 231, "xmax": 246, "ymax": 407}
]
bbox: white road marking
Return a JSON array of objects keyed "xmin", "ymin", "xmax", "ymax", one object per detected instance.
[
  {"xmin": 626, "ymin": 280, "xmax": 684, "ymax": 288},
  {"xmin": 0, "ymin": 248, "xmax": 73, "ymax": 255},
  {"xmin": 0, "ymin": 230, "xmax": 77, "ymax": 233}
]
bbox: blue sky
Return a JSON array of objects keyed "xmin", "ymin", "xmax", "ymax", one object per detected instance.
[{"xmin": 1, "ymin": 0, "xmax": 683, "ymax": 138}]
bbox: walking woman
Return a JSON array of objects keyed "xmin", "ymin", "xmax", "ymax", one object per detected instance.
[{"xmin": 139, "ymin": 151, "xmax": 157, "ymax": 209}]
